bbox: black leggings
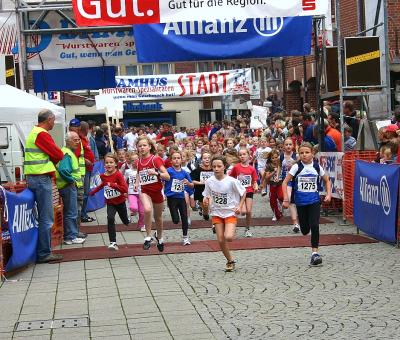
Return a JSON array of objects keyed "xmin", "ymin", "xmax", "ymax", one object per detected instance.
[
  {"xmin": 107, "ymin": 202, "xmax": 129, "ymax": 243},
  {"xmin": 296, "ymin": 202, "xmax": 320, "ymax": 248},
  {"xmin": 167, "ymin": 197, "xmax": 189, "ymax": 236}
]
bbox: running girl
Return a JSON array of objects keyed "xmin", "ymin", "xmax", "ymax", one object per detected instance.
[
  {"xmin": 262, "ymin": 150, "xmax": 283, "ymax": 221},
  {"xmin": 89, "ymin": 153, "xmax": 129, "ymax": 250},
  {"xmin": 164, "ymin": 151, "xmax": 194, "ymax": 245},
  {"xmin": 280, "ymin": 138, "xmax": 300, "ymax": 233},
  {"xmin": 229, "ymin": 148, "xmax": 258, "ymax": 237},
  {"xmin": 181, "ymin": 150, "xmax": 196, "ymax": 225},
  {"xmin": 190, "ymin": 152, "xmax": 213, "ymax": 220},
  {"xmin": 136, "ymin": 136, "xmax": 170, "ymax": 251},
  {"xmin": 203, "ymin": 156, "xmax": 246, "ymax": 272},
  {"xmin": 282, "ymin": 142, "xmax": 332, "ymax": 266},
  {"xmin": 255, "ymin": 137, "xmax": 271, "ymax": 196},
  {"xmin": 121, "ymin": 151, "xmax": 145, "ymax": 231}
]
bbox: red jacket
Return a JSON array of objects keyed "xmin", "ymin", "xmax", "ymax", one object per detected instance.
[{"xmin": 35, "ymin": 131, "xmax": 64, "ymax": 175}]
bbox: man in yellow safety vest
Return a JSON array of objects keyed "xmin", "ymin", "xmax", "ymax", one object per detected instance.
[
  {"xmin": 25, "ymin": 109, "xmax": 64, "ymax": 263},
  {"xmin": 56, "ymin": 131, "xmax": 86, "ymax": 245}
]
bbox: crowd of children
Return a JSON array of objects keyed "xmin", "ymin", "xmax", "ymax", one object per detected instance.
[{"xmin": 88, "ymin": 128, "xmax": 334, "ymax": 271}]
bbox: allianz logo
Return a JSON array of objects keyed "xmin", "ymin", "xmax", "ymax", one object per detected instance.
[
  {"xmin": 359, "ymin": 176, "xmax": 391, "ymax": 215},
  {"xmin": 163, "ymin": 18, "xmax": 284, "ymax": 37}
]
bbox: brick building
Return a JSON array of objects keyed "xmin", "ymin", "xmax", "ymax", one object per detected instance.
[{"xmin": 283, "ymin": 0, "xmax": 400, "ymax": 114}]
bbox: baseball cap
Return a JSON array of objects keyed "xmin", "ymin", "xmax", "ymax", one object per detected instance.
[
  {"xmin": 385, "ymin": 124, "xmax": 399, "ymax": 133},
  {"xmin": 69, "ymin": 118, "xmax": 81, "ymax": 127}
]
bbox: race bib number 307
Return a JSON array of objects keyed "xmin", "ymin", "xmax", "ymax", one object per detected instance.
[
  {"xmin": 139, "ymin": 169, "xmax": 158, "ymax": 185},
  {"xmin": 298, "ymin": 177, "xmax": 317, "ymax": 192}
]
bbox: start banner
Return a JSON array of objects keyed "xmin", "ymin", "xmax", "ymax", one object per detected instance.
[
  {"xmin": 100, "ymin": 68, "xmax": 252, "ymax": 101},
  {"xmin": 133, "ymin": 16, "xmax": 312, "ymax": 63},
  {"xmin": 73, "ymin": 0, "xmax": 329, "ymax": 26},
  {"xmin": 354, "ymin": 161, "xmax": 399, "ymax": 243}
]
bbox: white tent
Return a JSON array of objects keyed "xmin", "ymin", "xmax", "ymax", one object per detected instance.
[{"xmin": 0, "ymin": 84, "xmax": 65, "ymax": 145}]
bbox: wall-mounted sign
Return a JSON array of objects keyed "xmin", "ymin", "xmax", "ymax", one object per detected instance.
[
  {"xmin": 344, "ymin": 36, "xmax": 381, "ymax": 87},
  {"xmin": 124, "ymin": 102, "xmax": 163, "ymax": 111}
]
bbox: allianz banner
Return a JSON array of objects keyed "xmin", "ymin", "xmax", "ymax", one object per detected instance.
[
  {"xmin": 5, "ymin": 189, "xmax": 38, "ymax": 272},
  {"xmin": 133, "ymin": 17, "xmax": 312, "ymax": 63},
  {"xmin": 354, "ymin": 161, "xmax": 399, "ymax": 242},
  {"xmin": 100, "ymin": 68, "xmax": 252, "ymax": 101}
]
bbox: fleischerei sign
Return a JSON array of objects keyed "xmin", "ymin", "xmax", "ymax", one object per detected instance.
[
  {"xmin": 99, "ymin": 68, "xmax": 252, "ymax": 101},
  {"xmin": 72, "ymin": 0, "xmax": 329, "ymax": 26}
]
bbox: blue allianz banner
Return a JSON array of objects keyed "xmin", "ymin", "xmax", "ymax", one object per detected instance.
[
  {"xmin": 354, "ymin": 161, "xmax": 399, "ymax": 242},
  {"xmin": 87, "ymin": 161, "xmax": 106, "ymax": 212},
  {"xmin": 133, "ymin": 17, "xmax": 312, "ymax": 63},
  {"xmin": 5, "ymin": 189, "xmax": 38, "ymax": 272}
]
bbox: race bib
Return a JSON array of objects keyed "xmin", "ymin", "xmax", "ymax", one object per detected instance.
[
  {"xmin": 239, "ymin": 175, "xmax": 252, "ymax": 188},
  {"xmin": 104, "ymin": 186, "xmax": 121, "ymax": 199},
  {"xmin": 212, "ymin": 191, "xmax": 228, "ymax": 205},
  {"xmin": 171, "ymin": 179, "xmax": 184, "ymax": 193},
  {"xmin": 298, "ymin": 177, "xmax": 317, "ymax": 192},
  {"xmin": 200, "ymin": 171, "xmax": 213, "ymax": 183},
  {"xmin": 139, "ymin": 169, "xmax": 158, "ymax": 185}
]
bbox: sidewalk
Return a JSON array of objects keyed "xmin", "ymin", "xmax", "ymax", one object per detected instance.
[{"xmin": 1, "ymin": 197, "xmax": 399, "ymax": 339}]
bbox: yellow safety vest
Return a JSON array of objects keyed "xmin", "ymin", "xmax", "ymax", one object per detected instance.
[
  {"xmin": 24, "ymin": 126, "xmax": 56, "ymax": 175},
  {"xmin": 56, "ymin": 147, "xmax": 83, "ymax": 189},
  {"xmin": 78, "ymin": 142, "xmax": 86, "ymax": 177}
]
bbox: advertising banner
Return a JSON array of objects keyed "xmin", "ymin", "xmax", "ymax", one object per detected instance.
[
  {"xmin": 12, "ymin": 11, "xmax": 136, "ymax": 70},
  {"xmin": 316, "ymin": 152, "xmax": 344, "ymax": 199},
  {"xmin": 5, "ymin": 189, "xmax": 38, "ymax": 272},
  {"xmin": 354, "ymin": 161, "xmax": 399, "ymax": 243},
  {"xmin": 133, "ymin": 16, "xmax": 312, "ymax": 62},
  {"xmin": 87, "ymin": 161, "xmax": 106, "ymax": 212},
  {"xmin": 100, "ymin": 68, "xmax": 252, "ymax": 101},
  {"xmin": 73, "ymin": 0, "xmax": 329, "ymax": 26}
]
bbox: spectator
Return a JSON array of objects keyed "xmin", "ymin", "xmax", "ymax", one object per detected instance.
[
  {"xmin": 208, "ymin": 121, "xmax": 221, "ymax": 140},
  {"xmin": 87, "ymin": 121, "xmax": 99, "ymax": 162},
  {"xmin": 95, "ymin": 129, "xmax": 108, "ymax": 159},
  {"xmin": 313, "ymin": 125, "xmax": 337, "ymax": 152},
  {"xmin": 302, "ymin": 113, "xmax": 317, "ymax": 145},
  {"xmin": 343, "ymin": 101, "xmax": 359, "ymax": 139},
  {"xmin": 112, "ymin": 126, "xmax": 125, "ymax": 150},
  {"xmin": 324, "ymin": 119, "xmax": 342, "ymax": 151},
  {"xmin": 123, "ymin": 126, "xmax": 138, "ymax": 151},
  {"xmin": 175, "ymin": 126, "xmax": 188, "ymax": 140},
  {"xmin": 220, "ymin": 120, "xmax": 236, "ymax": 139},
  {"xmin": 156, "ymin": 123, "xmax": 175, "ymax": 147},
  {"xmin": 344, "ymin": 124, "xmax": 356, "ymax": 151},
  {"xmin": 25, "ymin": 109, "xmax": 64, "ymax": 263},
  {"xmin": 196, "ymin": 122, "xmax": 209, "ymax": 138}
]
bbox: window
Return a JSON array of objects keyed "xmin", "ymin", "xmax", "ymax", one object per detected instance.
[
  {"xmin": 158, "ymin": 64, "xmax": 170, "ymax": 74},
  {"xmin": 197, "ymin": 62, "xmax": 209, "ymax": 72},
  {"xmin": 142, "ymin": 64, "xmax": 154, "ymax": 75},
  {"xmin": 0, "ymin": 127, "xmax": 8, "ymax": 149},
  {"xmin": 125, "ymin": 65, "xmax": 138, "ymax": 76}
]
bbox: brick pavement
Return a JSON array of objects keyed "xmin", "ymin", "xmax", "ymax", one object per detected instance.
[{"xmin": 1, "ymin": 197, "xmax": 398, "ymax": 339}]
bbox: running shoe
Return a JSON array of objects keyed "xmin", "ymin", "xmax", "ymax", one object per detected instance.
[
  {"xmin": 212, "ymin": 225, "xmax": 216, "ymax": 234},
  {"xmin": 198, "ymin": 207, "xmax": 203, "ymax": 216},
  {"xmin": 310, "ymin": 253, "xmax": 322, "ymax": 266},
  {"xmin": 140, "ymin": 226, "xmax": 146, "ymax": 232},
  {"xmin": 108, "ymin": 242, "xmax": 118, "ymax": 250},
  {"xmin": 81, "ymin": 216, "xmax": 95, "ymax": 223},
  {"xmin": 244, "ymin": 228, "xmax": 252, "ymax": 238},
  {"xmin": 225, "ymin": 260, "xmax": 236, "ymax": 272},
  {"xmin": 153, "ymin": 232, "xmax": 164, "ymax": 252},
  {"xmin": 272, "ymin": 216, "xmax": 277, "ymax": 222},
  {"xmin": 203, "ymin": 214, "xmax": 210, "ymax": 221},
  {"xmin": 64, "ymin": 237, "xmax": 86, "ymax": 245},
  {"xmin": 143, "ymin": 237, "xmax": 152, "ymax": 250},
  {"xmin": 182, "ymin": 237, "xmax": 191, "ymax": 246},
  {"xmin": 292, "ymin": 224, "xmax": 300, "ymax": 233}
]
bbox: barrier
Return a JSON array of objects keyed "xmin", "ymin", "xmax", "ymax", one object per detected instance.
[
  {"xmin": 0, "ymin": 179, "xmax": 64, "ymax": 274},
  {"xmin": 342, "ymin": 151, "xmax": 377, "ymax": 223}
]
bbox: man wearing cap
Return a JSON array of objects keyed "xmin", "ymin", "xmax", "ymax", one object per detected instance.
[
  {"xmin": 56, "ymin": 131, "xmax": 86, "ymax": 245},
  {"xmin": 25, "ymin": 109, "xmax": 64, "ymax": 263}
]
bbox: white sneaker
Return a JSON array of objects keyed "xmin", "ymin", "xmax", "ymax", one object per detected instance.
[
  {"xmin": 108, "ymin": 242, "xmax": 118, "ymax": 250},
  {"xmin": 272, "ymin": 216, "xmax": 277, "ymax": 222},
  {"xmin": 64, "ymin": 237, "xmax": 85, "ymax": 245},
  {"xmin": 244, "ymin": 229, "xmax": 252, "ymax": 238},
  {"xmin": 140, "ymin": 226, "xmax": 146, "ymax": 232},
  {"xmin": 292, "ymin": 224, "xmax": 300, "ymax": 233},
  {"xmin": 182, "ymin": 237, "xmax": 191, "ymax": 246}
]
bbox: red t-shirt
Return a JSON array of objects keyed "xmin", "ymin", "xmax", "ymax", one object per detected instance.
[
  {"xmin": 90, "ymin": 170, "xmax": 128, "ymax": 205},
  {"xmin": 229, "ymin": 163, "xmax": 258, "ymax": 193},
  {"xmin": 163, "ymin": 158, "xmax": 172, "ymax": 168},
  {"xmin": 137, "ymin": 154, "xmax": 164, "ymax": 193}
]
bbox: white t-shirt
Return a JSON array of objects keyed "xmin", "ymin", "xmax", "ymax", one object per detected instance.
[
  {"xmin": 175, "ymin": 131, "xmax": 187, "ymax": 140},
  {"xmin": 123, "ymin": 132, "xmax": 138, "ymax": 151},
  {"xmin": 255, "ymin": 146, "xmax": 272, "ymax": 170},
  {"xmin": 202, "ymin": 175, "xmax": 246, "ymax": 218}
]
